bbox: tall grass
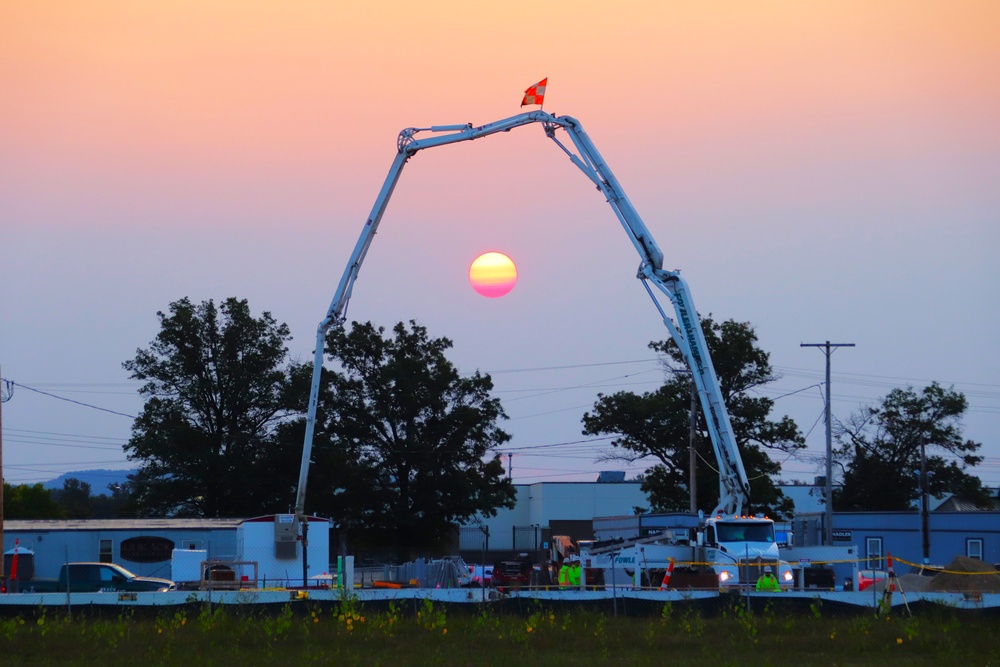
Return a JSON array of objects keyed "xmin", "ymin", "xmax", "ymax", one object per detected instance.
[{"xmin": 1, "ymin": 599, "xmax": 996, "ymax": 666}]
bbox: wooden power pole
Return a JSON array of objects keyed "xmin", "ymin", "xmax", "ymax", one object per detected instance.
[
  {"xmin": 1, "ymin": 367, "xmax": 7, "ymax": 582},
  {"xmin": 800, "ymin": 342, "xmax": 854, "ymax": 546}
]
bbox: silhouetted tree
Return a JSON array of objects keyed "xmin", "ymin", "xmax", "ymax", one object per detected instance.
[
  {"xmin": 123, "ymin": 297, "xmax": 299, "ymax": 517},
  {"xmin": 53, "ymin": 478, "xmax": 92, "ymax": 519},
  {"xmin": 299, "ymin": 320, "xmax": 516, "ymax": 561},
  {"xmin": 583, "ymin": 318, "xmax": 802, "ymax": 518},
  {"xmin": 833, "ymin": 383, "xmax": 988, "ymax": 510}
]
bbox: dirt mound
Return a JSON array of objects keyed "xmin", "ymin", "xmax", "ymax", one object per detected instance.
[
  {"xmin": 896, "ymin": 573, "xmax": 932, "ymax": 592},
  {"xmin": 926, "ymin": 557, "xmax": 1000, "ymax": 593}
]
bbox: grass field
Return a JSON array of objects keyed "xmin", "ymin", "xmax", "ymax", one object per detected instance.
[{"xmin": 2, "ymin": 598, "xmax": 997, "ymax": 666}]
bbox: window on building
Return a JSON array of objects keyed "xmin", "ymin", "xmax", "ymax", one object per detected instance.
[
  {"xmin": 967, "ymin": 538, "xmax": 984, "ymax": 560},
  {"xmin": 99, "ymin": 539, "xmax": 113, "ymax": 563},
  {"xmin": 866, "ymin": 537, "xmax": 883, "ymax": 570}
]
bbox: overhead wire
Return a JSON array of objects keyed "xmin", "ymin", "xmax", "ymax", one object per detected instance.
[
  {"xmin": 4, "ymin": 380, "xmax": 137, "ymax": 419},
  {"xmin": 4, "ymin": 359, "xmax": 998, "ymax": 484}
]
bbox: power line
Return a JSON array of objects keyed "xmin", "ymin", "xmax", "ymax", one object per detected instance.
[
  {"xmin": 774, "ymin": 366, "xmax": 1000, "ymax": 390},
  {"xmin": 498, "ymin": 435, "xmax": 615, "ymax": 453},
  {"xmin": 484, "ymin": 358, "xmax": 661, "ymax": 374},
  {"xmin": 2, "ymin": 380, "xmax": 136, "ymax": 420}
]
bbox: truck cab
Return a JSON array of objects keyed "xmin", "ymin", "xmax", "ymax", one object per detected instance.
[
  {"xmin": 703, "ymin": 516, "xmax": 793, "ymax": 588},
  {"xmin": 61, "ymin": 563, "xmax": 175, "ymax": 593}
]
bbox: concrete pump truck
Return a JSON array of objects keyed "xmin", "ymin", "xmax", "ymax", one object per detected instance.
[{"xmin": 292, "ymin": 109, "xmax": 792, "ymax": 590}]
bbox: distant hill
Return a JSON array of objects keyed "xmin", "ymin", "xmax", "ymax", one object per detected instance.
[{"xmin": 41, "ymin": 469, "xmax": 137, "ymax": 492}]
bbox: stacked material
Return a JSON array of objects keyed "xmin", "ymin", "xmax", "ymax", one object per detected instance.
[{"xmin": 926, "ymin": 557, "xmax": 1000, "ymax": 593}]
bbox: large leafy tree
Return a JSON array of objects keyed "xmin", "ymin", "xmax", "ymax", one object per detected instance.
[
  {"xmin": 833, "ymin": 383, "xmax": 989, "ymax": 510},
  {"xmin": 300, "ymin": 320, "xmax": 516, "ymax": 561},
  {"xmin": 123, "ymin": 297, "xmax": 299, "ymax": 517},
  {"xmin": 582, "ymin": 317, "xmax": 803, "ymax": 517},
  {"xmin": 53, "ymin": 478, "xmax": 92, "ymax": 519},
  {"xmin": 2, "ymin": 483, "xmax": 63, "ymax": 519}
]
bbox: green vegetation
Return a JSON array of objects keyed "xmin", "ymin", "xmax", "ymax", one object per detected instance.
[
  {"xmin": 2, "ymin": 482, "xmax": 63, "ymax": 519},
  {"xmin": 2, "ymin": 600, "xmax": 996, "ymax": 666},
  {"xmin": 2, "ymin": 478, "xmax": 144, "ymax": 520}
]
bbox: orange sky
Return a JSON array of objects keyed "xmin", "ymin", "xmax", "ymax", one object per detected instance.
[
  {"xmin": 1, "ymin": 1, "xmax": 997, "ymax": 485},
  {"xmin": 4, "ymin": 1, "xmax": 997, "ymax": 210}
]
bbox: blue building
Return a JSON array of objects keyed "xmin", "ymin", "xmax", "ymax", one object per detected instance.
[
  {"xmin": 2, "ymin": 515, "xmax": 332, "ymax": 586},
  {"xmin": 832, "ymin": 511, "xmax": 1000, "ymax": 571},
  {"xmin": 2, "ymin": 518, "xmax": 242, "ymax": 581}
]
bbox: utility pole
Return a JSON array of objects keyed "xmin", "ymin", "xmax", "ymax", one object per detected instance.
[
  {"xmin": 801, "ymin": 341, "xmax": 854, "ymax": 546},
  {"xmin": 920, "ymin": 442, "xmax": 930, "ymax": 565},
  {"xmin": 1, "ymin": 370, "xmax": 10, "ymax": 584},
  {"xmin": 689, "ymin": 381, "xmax": 698, "ymax": 514}
]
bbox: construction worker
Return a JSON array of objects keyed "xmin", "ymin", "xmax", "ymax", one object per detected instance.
[
  {"xmin": 558, "ymin": 558, "xmax": 572, "ymax": 589},
  {"xmin": 568, "ymin": 555, "xmax": 582, "ymax": 588},
  {"xmin": 756, "ymin": 565, "xmax": 780, "ymax": 592}
]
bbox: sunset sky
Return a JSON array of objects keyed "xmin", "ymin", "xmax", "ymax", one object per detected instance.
[{"xmin": 2, "ymin": 1, "xmax": 998, "ymax": 493}]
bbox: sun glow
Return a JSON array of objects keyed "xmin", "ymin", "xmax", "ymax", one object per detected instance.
[{"xmin": 469, "ymin": 252, "xmax": 517, "ymax": 298}]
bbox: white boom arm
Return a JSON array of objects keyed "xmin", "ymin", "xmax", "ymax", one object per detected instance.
[{"xmin": 295, "ymin": 110, "xmax": 750, "ymax": 523}]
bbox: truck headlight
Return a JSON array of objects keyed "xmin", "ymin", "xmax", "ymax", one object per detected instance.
[
  {"xmin": 719, "ymin": 571, "xmax": 731, "ymax": 582},
  {"xmin": 782, "ymin": 571, "xmax": 793, "ymax": 582}
]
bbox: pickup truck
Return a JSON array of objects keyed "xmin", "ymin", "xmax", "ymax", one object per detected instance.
[{"xmin": 16, "ymin": 563, "xmax": 175, "ymax": 593}]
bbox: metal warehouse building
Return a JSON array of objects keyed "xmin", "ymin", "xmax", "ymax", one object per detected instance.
[{"xmin": 2, "ymin": 515, "xmax": 330, "ymax": 586}]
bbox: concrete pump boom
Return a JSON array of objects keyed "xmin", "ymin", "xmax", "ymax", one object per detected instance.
[{"xmin": 295, "ymin": 111, "xmax": 751, "ymax": 552}]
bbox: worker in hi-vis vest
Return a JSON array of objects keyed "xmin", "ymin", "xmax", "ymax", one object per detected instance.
[
  {"xmin": 756, "ymin": 566, "xmax": 780, "ymax": 592},
  {"xmin": 568, "ymin": 555, "xmax": 582, "ymax": 587},
  {"xmin": 558, "ymin": 558, "xmax": 572, "ymax": 589}
]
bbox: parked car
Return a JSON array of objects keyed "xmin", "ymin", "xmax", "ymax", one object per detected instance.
[{"xmin": 14, "ymin": 563, "xmax": 175, "ymax": 593}]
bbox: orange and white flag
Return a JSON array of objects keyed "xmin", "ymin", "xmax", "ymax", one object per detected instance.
[{"xmin": 521, "ymin": 78, "xmax": 547, "ymax": 107}]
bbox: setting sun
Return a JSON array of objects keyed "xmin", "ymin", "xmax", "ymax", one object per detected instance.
[{"xmin": 469, "ymin": 252, "xmax": 517, "ymax": 298}]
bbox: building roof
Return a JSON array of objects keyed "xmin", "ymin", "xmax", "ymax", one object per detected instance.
[
  {"xmin": 3, "ymin": 515, "xmax": 329, "ymax": 532},
  {"xmin": 934, "ymin": 494, "xmax": 1000, "ymax": 512},
  {"xmin": 3, "ymin": 518, "xmax": 245, "ymax": 532}
]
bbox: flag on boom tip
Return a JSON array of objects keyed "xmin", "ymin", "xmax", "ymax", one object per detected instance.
[{"xmin": 521, "ymin": 77, "xmax": 547, "ymax": 107}]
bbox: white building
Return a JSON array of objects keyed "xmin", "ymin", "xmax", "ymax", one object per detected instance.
[{"xmin": 461, "ymin": 479, "xmax": 648, "ymax": 556}]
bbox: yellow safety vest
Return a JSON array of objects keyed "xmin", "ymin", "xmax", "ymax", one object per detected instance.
[{"xmin": 756, "ymin": 574, "xmax": 779, "ymax": 591}]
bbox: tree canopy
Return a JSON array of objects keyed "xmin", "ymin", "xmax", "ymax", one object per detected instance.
[
  {"xmin": 2, "ymin": 483, "xmax": 63, "ymax": 519},
  {"xmin": 122, "ymin": 297, "xmax": 299, "ymax": 517},
  {"xmin": 46, "ymin": 479, "xmax": 133, "ymax": 519},
  {"xmin": 582, "ymin": 317, "xmax": 803, "ymax": 517},
  {"xmin": 833, "ymin": 382, "xmax": 989, "ymax": 511},
  {"xmin": 53, "ymin": 479, "xmax": 93, "ymax": 519},
  {"xmin": 298, "ymin": 320, "xmax": 516, "ymax": 561}
]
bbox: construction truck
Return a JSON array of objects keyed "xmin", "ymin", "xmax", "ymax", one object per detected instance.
[
  {"xmin": 290, "ymin": 109, "xmax": 805, "ymax": 589},
  {"xmin": 580, "ymin": 517, "xmax": 794, "ymax": 590}
]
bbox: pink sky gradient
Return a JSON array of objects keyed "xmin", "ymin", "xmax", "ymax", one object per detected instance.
[{"xmin": 1, "ymin": 1, "xmax": 998, "ymax": 488}]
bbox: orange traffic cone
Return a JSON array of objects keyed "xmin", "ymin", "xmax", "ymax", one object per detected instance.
[{"xmin": 659, "ymin": 558, "xmax": 675, "ymax": 591}]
